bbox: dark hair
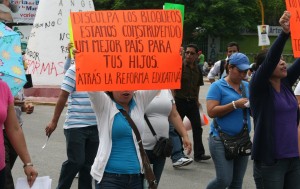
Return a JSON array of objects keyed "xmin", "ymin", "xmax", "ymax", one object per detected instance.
[
  {"xmin": 186, "ymin": 44, "xmax": 198, "ymax": 53},
  {"xmin": 254, "ymin": 49, "xmax": 268, "ymax": 69},
  {"xmin": 105, "ymin": 91, "xmax": 114, "ymax": 100},
  {"xmin": 227, "ymin": 41, "xmax": 240, "ymax": 52}
]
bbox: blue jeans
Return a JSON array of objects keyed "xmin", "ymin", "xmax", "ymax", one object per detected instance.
[
  {"xmin": 169, "ymin": 123, "xmax": 185, "ymax": 162},
  {"xmin": 254, "ymin": 158, "xmax": 300, "ymax": 189},
  {"xmin": 175, "ymin": 98, "xmax": 205, "ymax": 159},
  {"xmin": 95, "ymin": 172, "xmax": 143, "ymax": 189},
  {"xmin": 56, "ymin": 126, "xmax": 99, "ymax": 189},
  {"xmin": 145, "ymin": 150, "xmax": 166, "ymax": 183},
  {"xmin": 207, "ymin": 135, "xmax": 249, "ymax": 189}
]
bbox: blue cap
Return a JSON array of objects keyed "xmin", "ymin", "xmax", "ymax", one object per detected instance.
[{"xmin": 228, "ymin": 53, "xmax": 250, "ymax": 71}]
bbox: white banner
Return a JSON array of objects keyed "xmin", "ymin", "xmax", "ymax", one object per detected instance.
[
  {"xmin": 25, "ymin": 0, "xmax": 94, "ymax": 86},
  {"xmin": 257, "ymin": 25, "xmax": 270, "ymax": 46},
  {"xmin": 12, "ymin": 25, "xmax": 32, "ymax": 52},
  {"xmin": 9, "ymin": 0, "xmax": 40, "ymax": 23}
]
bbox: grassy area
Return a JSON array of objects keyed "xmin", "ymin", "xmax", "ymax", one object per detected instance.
[{"xmin": 219, "ymin": 35, "xmax": 295, "ymax": 63}]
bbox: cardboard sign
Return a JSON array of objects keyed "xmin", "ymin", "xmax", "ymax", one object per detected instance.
[
  {"xmin": 163, "ymin": 3, "xmax": 184, "ymax": 27},
  {"xmin": 25, "ymin": 0, "xmax": 94, "ymax": 86},
  {"xmin": 285, "ymin": 1, "xmax": 300, "ymax": 57},
  {"xmin": 70, "ymin": 10, "xmax": 183, "ymax": 91}
]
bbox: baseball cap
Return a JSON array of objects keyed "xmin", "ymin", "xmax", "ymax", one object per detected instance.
[{"xmin": 228, "ymin": 53, "xmax": 250, "ymax": 71}]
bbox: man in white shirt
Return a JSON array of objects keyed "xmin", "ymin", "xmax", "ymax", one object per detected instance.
[{"xmin": 208, "ymin": 42, "xmax": 239, "ymax": 83}]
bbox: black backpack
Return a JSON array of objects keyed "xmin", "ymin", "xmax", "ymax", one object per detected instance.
[{"xmin": 219, "ymin": 59, "xmax": 226, "ymax": 79}]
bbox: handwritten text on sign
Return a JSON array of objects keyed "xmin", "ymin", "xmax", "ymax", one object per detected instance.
[
  {"xmin": 285, "ymin": 0, "xmax": 300, "ymax": 57},
  {"xmin": 70, "ymin": 10, "xmax": 183, "ymax": 91}
]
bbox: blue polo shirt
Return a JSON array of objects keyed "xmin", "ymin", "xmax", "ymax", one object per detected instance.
[{"xmin": 206, "ymin": 78, "xmax": 251, "ymax": 136}]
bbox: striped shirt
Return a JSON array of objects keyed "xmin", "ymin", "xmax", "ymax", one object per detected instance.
[{"xmin": 61, "ymin": 65, "xmax": 97, "ymax": 129}]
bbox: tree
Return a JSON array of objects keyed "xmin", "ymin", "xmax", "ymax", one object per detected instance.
[{"xmin": 92, "ymin": 0, "xmax": 286, "ymax": 41}]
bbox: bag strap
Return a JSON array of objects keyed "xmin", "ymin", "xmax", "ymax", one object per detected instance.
[
  {"xmin": 119, "ymin": 109, "xmax": 157, "ymax": 188},
  {"xmin": 144, "ymin": 114, "xmax": 158, "ymax": 140},
  {"xmin": 240, "ymin": 82, "xmax": 248, "ymax": 126}
]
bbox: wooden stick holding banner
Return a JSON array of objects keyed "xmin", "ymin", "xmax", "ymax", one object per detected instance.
[{"xmin": 70, "ymin": 10, "xmax": 183, "ymax": 91}]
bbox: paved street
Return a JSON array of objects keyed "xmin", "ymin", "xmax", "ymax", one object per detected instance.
[{"xmin": 12, "ymin": 82, "xmax": 256, "ymax": 189}]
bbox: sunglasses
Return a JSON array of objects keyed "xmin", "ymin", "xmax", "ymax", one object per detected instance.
[{"xmin": 185, "ymin": 51, "xmax": 196, "ymax": 55}]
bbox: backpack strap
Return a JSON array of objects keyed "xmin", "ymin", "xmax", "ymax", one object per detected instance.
[{"xmin": 219, "ymin": 60, "xmax": 226, "ymax": 79}]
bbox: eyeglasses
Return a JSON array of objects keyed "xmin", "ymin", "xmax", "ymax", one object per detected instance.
[{"xmin": 185, "ymin": 51, "xmax": 196, "ymax": 55}]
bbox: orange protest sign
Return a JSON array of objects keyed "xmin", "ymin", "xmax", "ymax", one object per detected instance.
[
  {"xmin": 70, "ymin": 10, "xmax": 183, "ymax": 91},
  {"xmin": 285, "ymin": 1, "xmax": 300, "ymax": 57}
]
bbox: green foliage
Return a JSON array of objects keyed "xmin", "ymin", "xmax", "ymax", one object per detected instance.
[{"xmin": 92, "ymin": 0, "xmax": 286, "ymax": 41}]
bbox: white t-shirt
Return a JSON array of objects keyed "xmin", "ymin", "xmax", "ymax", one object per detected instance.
[
  {"xmin": 143, "ymin": 90, "xmax": 174, "ymax": 150},
  {"xmin": 294, "ymin": 82, "xmax": 300, "ymax": 95}
]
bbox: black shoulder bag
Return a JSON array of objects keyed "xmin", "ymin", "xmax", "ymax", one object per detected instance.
[
  {"xmin": 213, "ymin": 83, "xmax": 252, "ymax": 160},
  {"xmin": 144, "ymin": 114, "xmax": 173, "ymax": 158},
  {"xmin": 119, "ymin": 109, "xmax": 158, "ymax": 189}
]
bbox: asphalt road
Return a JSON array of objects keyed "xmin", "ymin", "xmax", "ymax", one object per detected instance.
[{"xmin": 12, "ymin": 82, "xmax": 256, "ymax": 189}]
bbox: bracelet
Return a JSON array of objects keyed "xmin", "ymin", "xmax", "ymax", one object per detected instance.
[
  {"xmin": 23, "ymin": 163, "xmax": 33, "ymax": 168},
  {"xmin": 232, "ymin": 101, "xmax": 237, "ymax": 109}
]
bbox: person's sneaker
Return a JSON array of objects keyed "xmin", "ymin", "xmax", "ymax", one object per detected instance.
[
  {"xmin": 172, "ymin": 157, "xmax": 194, "ymax": 168},
  {"xmin": 194, "ymin": 154, "xmax": 211, "ymax": 162}
]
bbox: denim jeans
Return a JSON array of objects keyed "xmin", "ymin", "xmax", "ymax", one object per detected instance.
[
  {"xmin": 207, "ymin": 135, "xmax": 249, "ymax": 189},
  {"xmin": 145, "ymin": 150, "xmax": 166, "ymax": 183},
  {"xmin": 254, "ymin": 158, "xmax": 300, "ymax": 189},
  {"xmin": 169, "ymin": 123, "xmax": 185, "ymax": 162},
  {"xmin": 175, "ymin": 98, "xmax": 205, "ymax": 159},
  {"xmin": 95, "ymin": 172, "xmax": 143, "ymax": 189},
  {"xmin": 56, "ymin": 126, "xmax": 99, "ymax": 189}
]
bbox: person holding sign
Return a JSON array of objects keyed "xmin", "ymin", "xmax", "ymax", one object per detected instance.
[
  {"xmin": 250, "ymin": 11, "xmax": 300, "ymax": 189},
  {"xmin": 88, "ymin": 89, "xmax": 159, "ymax": 189}
]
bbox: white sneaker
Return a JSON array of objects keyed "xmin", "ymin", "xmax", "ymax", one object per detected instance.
[{"xmin": 172, "ymin": 157, "xmax": 193, "ymax": 168}]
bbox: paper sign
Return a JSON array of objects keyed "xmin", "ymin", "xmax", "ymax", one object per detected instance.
[
  {"xmin": 285, "ymin": 0, "xmax": 300, "ymax": 57},
  {"xmin": 25, "ymin": 0, "xmax": 94, "ymax": 86},
  {"xmin": 70, "ymin": 10, "xmax": 183, "ymax": 91},
  {"xmin": 257, "ymin": 25, "xmax": 270, "ymax": 46},
  {"xmin": 16, "ymin": 176, "xmax": 51, "ymax": 189}
]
